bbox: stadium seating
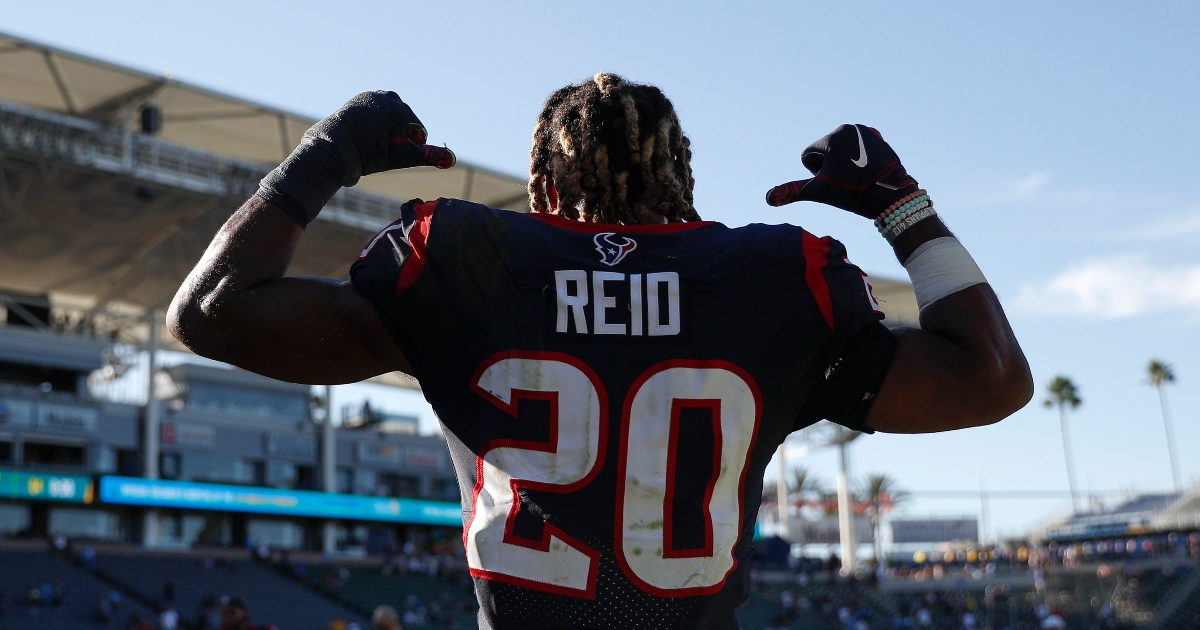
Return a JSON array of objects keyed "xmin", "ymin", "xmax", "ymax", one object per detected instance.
[
  {"xmin": 92, "ymin": 550, "xmax": 367, "ymax": 629},
  {"xmin": 735, "ymin": 572, "xmax": 901, "ymax": 630},
  {"xmin": 1150, "ymin": 566, "xmax": 1200, "ymax": 629},
  {"xmin": 295, "ymin": 563, "xmax": 478, "ymax": 629},
  {"xmin": 0, "ymin": 548, "xmax": 157, "ymax": 629}
]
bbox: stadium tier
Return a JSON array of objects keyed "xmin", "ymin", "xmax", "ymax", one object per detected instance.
[
  {"xmin": 0, "ymin": 544, "xmax": 157, "ymax": 629},
  {"xmin": 91, "ymin": 549, "xmax": 369, "ymax": 629},
  {"xmin": 295, "ymin": 562, "xmax": 477, "ymax": 629}
]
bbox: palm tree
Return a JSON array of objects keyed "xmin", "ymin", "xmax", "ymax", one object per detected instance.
[
  {"xmin": 1144, "ymin": 359, "xmax": 1181, "ymax": 492},
  {"xmin": 1043, "ymin": 376, "xmax": 1082, "ymax": 513},
  {"xmin": 858, "ymin": 473, "xmax": 909, "ymax": 563},
  {"xmin": 788, "ymin": 466, "xmax": 827, "ymax": 508},
  {"xmin": 762, "ymin": 481, "xmax": 778, "ymax": 503}
]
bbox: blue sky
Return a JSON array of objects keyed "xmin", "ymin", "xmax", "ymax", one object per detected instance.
[{"xmin": 11, "ymin": 1, "xmax": 1200, "ymax": 539}]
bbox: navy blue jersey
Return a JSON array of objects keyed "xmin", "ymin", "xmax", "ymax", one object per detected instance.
[{"xmin": 350, "ymin": 198, "xmax": 885, "ymax": 629}]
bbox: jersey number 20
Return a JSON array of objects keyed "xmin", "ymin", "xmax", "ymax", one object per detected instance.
[{"xmin": 465, "ymin": 351, "xmax": 761, "ymax": 599}]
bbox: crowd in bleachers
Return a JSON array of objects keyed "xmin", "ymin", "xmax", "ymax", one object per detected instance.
[
  {"xmin": 742, "ymin": 566, "xmax": 1196, "ymax": 630},
  {"xmin": 0, "ymin": 545, "xmax": 159, "ymax": 629},
  {"xmin": 291, "ymin": 546, "xmax": 477, "ymax": 630},
  {"xmin": 740, "ymin": 528, "xmax": 1200, "ymax": 630},
  {"xmin": 5, "ymin": 529, "xmax": 1199, "ymax": 629},
  {"xmin": 881, "ymin": 531, "xmax": 1200, "ymax": 583}
]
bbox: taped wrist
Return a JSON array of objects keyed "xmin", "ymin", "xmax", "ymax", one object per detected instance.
[
  {"xmin": 255, "ymin": 132, "xmax": 361, "ymax": 228},
  {"xmin": 903, "ymin": 236, "xmax": 988, "ymax": 311}
]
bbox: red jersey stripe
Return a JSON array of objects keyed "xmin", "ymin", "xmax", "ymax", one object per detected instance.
[
  {"xmin": 802, "ymin": 231, "xmax": 835, "ymax": 330},
  {"xmin": 394, "ymin": 199, "xmax": 440, "ymax": 294}
]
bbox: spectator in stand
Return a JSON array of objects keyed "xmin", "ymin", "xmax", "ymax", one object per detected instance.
[
  {"xmin": 198, "ymin": 595, "xmax": 221, "ymax": 630},
  {"xmin": 108, "ymin": 589, "xmax": 125, "ymax": 613},
  {"xmin": 219, "ymin": 597, "xmax": 276, "ymax": 630},
  {"xmin": 94, "ymin": 595, "xmax": 113, "ymax": 624},
  {"xmin": 80, "ymin": 545, "xmax": 97, "ymax": 571},
  {"xmin": 160, "ymin": 606, "xmax": 179, "ymax": 630},
  {"xmin": 372, "ymin": 604, "xmax": 402, "ymax": 630},
  {"xmin": 163, "ymin": 580, "xmax": 175, "ymax": 605},
  {"xmin": 1041, "ymin": 608, "xmax": 1067, "ymax": 629},
  {"xmin": 49, "ymin": 581, "xmax": 63, "ymax": 608}
]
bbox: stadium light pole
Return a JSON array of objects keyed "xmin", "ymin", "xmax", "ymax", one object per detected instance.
[
  {"xmin": 142, "ymin": 310, "xmax": 161, "ymax": 547},
  {"xmin": 321, "ymin": 384, "xmax": 337, "ymax": 554},
  {"xmin": 790, "ymin": 422, "xmax": 861, "ymax": 575},
  {"xmin": 776, "ymin": 444, "xmax": 789, "ymax": 541},
  {"xmin": 836, "ymin": 440, "xmax": 856, "ymax": 575}
]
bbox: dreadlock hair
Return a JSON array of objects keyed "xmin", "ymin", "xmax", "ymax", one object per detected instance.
[{"xmin": 528, "ymin": 73, "xmax": 699, "ymax": 224}]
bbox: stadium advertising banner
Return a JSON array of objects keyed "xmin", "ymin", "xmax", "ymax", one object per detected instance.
[
  {"xmin": 98, "ymin": 476, "xmax": 461, "ymax": 526},
  {"xmin": 789, "ymin": 515, "xmax": 874, "ymax": 544},
  {"xmin": 0, "ymin": 469, "xmax": 94, "ymax": 503},
  {"xmin": 890, "ymin": 518, "xmax": 979, "ymax": 543}
]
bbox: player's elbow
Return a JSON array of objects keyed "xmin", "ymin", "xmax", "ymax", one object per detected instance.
[
  {"xmin": 165, "ymin": 285, "xmax": 233, "ymax": 361},
  {"xmin": 973, "ymin": 351, "xmax": 1034, "ymax": 426}
]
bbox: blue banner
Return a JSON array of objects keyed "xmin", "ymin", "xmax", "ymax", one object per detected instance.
[{"xmin": 98, "ymin": 476, "xmax": 461, "ymax": 526}]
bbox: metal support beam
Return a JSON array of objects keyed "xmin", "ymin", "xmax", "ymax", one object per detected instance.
[
  {"xmin": 142, "ymin": 309, "xmax": 161, "ymax": 547},
  {"xmin": 41, "ymin": 50, "xmax": 77, "ymax": 115},
  {"xmin": 91, "ymin": 199, "xmax": 221, "ymax": 310},
  {"xmin": 837, "ymin": 441, "xmax": 856, "ymax": 575},
  {"xmin": 0, "ymin": 166, "xmax": 34, "ymax": 217},
  {"xmin": 80, "ymin": 79, "xmax": 165, "ymax": 124},
  {"xmin": 322, "ymin": 384, "xmax": 338, "ymax": 554}
]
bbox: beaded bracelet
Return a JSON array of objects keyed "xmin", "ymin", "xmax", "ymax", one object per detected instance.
[
  {"xmin": 884, "ymin": 206, "xmax": 938, "ymax": 244},
  {"xmin": 875, "ymin": 189, "xmax": 927, "ymax": 223},
  {"xmin": 878, "ymin": 199, "xmax": 932, "ymax": 234},
  {"xmin": 880, "ymin": 195, "xmax": 929, "ymax": 226},
  {"xmin": 879, "ymin": 199, "xmax": 930, "ymax": 231},
  {"xmin": 875, "ymin": 195, "xmax": 930, "ymax": 229},
  {"xmin": 875, "ymin": 189, "xmax": 925, "ymax": 222}
]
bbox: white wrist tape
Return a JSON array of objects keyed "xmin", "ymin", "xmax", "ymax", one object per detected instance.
[{"xmin": 903, "ymin": 236, "xmax": 988, "ymax": 311}]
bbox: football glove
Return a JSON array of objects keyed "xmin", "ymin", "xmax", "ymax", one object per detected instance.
[
  {"xmin": 257, "ymin": 91, "xmax": 455, "ymax": 227},
  {"xmin": 765, "ymin": 124, "xmax": 917, "ymax": 220}
]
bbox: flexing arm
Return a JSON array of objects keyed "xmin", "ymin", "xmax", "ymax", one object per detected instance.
[
  {"xmin": 768, "ymin": 125, "xmax": 1032, "ymax": 433},
  {"xmin": 167, "ymin": 91, "xmax": 455, "ymax": 385},
  {"xmin": 167, "ymin": 197, "xmax": 408, "ymax": 384},
  {"xmin": 865, "ymin": 218, "xmax": 1031, "ymax": 432}
]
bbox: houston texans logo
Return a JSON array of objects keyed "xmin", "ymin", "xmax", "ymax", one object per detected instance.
[{"xmin": 594, "ymin": 232, "xmax": 637, "ymax": 266}]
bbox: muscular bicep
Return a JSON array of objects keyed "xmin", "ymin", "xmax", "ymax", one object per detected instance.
[
  {"xmin": 864, "ymin": 285, "xmax": 1032, "ymax": 433},
  {"xmin": 180, "ymin": 276, "xmax": 411, "ymax": 385},
  {"xmin": 167, "ymin": 197, "xmax": 411, "ymax": 385}
]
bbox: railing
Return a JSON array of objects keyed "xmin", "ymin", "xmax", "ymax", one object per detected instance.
[{"xmin": 0, "ymin": 99, "xmax": 406, "ymax": 232}]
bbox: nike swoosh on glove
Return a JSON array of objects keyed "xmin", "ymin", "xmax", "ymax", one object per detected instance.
[
  {"xmin": 257, "ymin": 91, "xmax": 455, "ymax": 227},
  {"xmin": 765, "ymin": 124, "xmax": 917, "ymax": 220}
]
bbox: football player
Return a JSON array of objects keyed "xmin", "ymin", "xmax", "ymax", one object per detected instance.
[{"xmin": 168, "ymin": 74, "xmax": 1032, "ymax": 629}]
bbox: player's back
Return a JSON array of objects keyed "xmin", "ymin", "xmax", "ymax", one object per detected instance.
[{"xmin": 350, "ymin": 198, "xmax": 882, "ymax": 629}]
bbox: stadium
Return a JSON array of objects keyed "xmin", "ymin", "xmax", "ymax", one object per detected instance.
[{"xmin": 0, "ymin": 20, "xmax": 1197, "ymax": 630}]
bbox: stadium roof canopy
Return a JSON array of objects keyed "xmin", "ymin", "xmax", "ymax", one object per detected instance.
[
  {"xmin": 0, "ymin": 31, "xmax": 529, "ymax": 388},
  {"xmin": 0, "ymin": 31, "xmax": 529, "ymax": 208},
  {"xmin": 0, "ymin": 31, "xmax": 917, "ymax": 390}
]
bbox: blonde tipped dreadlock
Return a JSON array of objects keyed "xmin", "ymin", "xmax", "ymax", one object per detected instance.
[{"xmin": 528, "ymin": 73, "xmax": 699, "ymax": 224}]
